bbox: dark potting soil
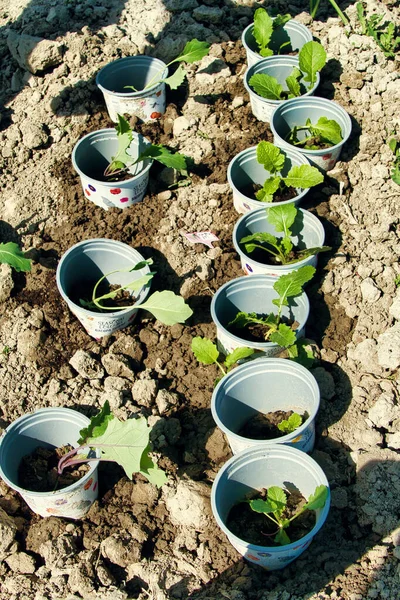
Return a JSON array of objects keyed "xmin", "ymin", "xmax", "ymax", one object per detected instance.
[
  {"xmin": 18, "ymin": 445, "xmax": 90, "ymax": 493},
  {"xmin": 238, "ymin": 409, "xmax": 305, "ymax": 440},
  {"xmin": 242, "ymin": 243, "xmax": 303, "ymax": 266},
  {"xmin": 69, "ymin": 281, "xmax": 136, "ymax": 313},
  {"xmin": 289, "ymin": 137, "xmax": 333, "ymax": 150},
  {"xmin": 228, "ymin": 317, "xmax": 299, "ymax": 343},
  {"xmin": 226, "ymin": 488, "xmax": 315, "ymax": 546},
  {"xmin": 242, "ymin": 183, "xmax": 298, "ymax": 203}
]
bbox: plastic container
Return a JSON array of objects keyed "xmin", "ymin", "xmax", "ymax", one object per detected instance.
[
  {"xmin": 96, "ymin": 56, "xmax": 168, "ymax": 123},
  {"xmin": 233, "ymin": 206, "xmax": 326, "ymax": 276},
  {"xmin": 211, "ymin": 357, "xmax": 320, "ymax": 454},
  {"xmin": 0, "ymin": 408, "xmax": 100, "ymax": 519},
  {"xmin": 227, "ymin": 145, "xmax": 311, "ymax": 214},
  {"xmin": 244, "ymin": 56, "xmax": 320, "ymax": 123},
  {"xmin": 56, "ymin": 239, "xmax": 151, "ymax": 339},
  {"xmin": 211, "ymin": 444, "xmax": 330, "ymax": 570},
  {"xmin": 72, "ymin": 129, "xmax": 152, "ymax": 210},
  {"xmin": 242, "ymin": 20, "xmax": 313, "ymax": 67},
  {"xmin": 210, "ymin": 274, "xmax": 309, "ymax": 357},
  {"xmin": 270, "ymin": 97, "xmax": 352, "ymax": 171}
]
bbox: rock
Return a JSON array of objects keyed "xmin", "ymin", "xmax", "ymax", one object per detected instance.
[
  {"xmin": 69, "ymin": 350, "xmax": 105, "ymax": 379},
  {"xmin": 389, "ymin": 289, "xmax": 400, "ymax": 320},
  {"xmin": 104, "ymin": 376, "xmax": 132, "ymax": 392},
  {"xmin": 20, "ymin": 121, "xmax": 48, "ymax": 149},
  {"xmin": 0, "ymin": 263, "xmax": 14, "ymax": 303},
  {"xmin": 195, "ymin": 57, "xmax": 231, "ymax": 86},
  {"xmin": 131, "ymin": 378, "xmax": 158, "ymax": 407},
  {"xmin": 193, "ymin": 5, "xmax": 223, "ymax": 23},
  {"xmin": 377, "ymin": 324, "xmax": 400, "ymax": 369},
  {"xmin": 165, "ymin": 0, "xmax": 198, "ymax": 10},
  {"xmin": 101, "ymin": 534, "xmax": 141, "ymax": 567},
  {"xmin": 205, "ymin": 427, "xmax": 231, "ymax": 464},
  {"xmin": 101, "ymin": 353, "xmax": 135, "ymax": 380},
  {"xmin": 99, "ymin": 390, "xmax": 124, "ymax": 410},
  {"xmin": 7, "ymin": 31, "xmax": 63, "ymax": 74},
  {"xmin": 360, "ymin": 277, "xmax": 381, "ymax": 303},
  {"xmin": 347, "ymin": 339, "xmax": 380, "ymax": 373},
  {"xmin": 173, "ymin": 116, "xmax": 191, "ymax": 136},
  {"xmin": 0, "ymin": 507, "xmax": 17, "ymax": 560},
  {"xmin": 96, "ymin": 563, "xmax": 116, "ymax": 587},
  {"xmin": 165, "ymin": 480, "xmax": 213, "ymax": 532},
  {"xmin": 231, "ymin": 96, "xmax": 244, "ymax": 109},
  {"xmin": 109, "ymin": 335, "xmax": 144, "ymax": 364},
  {"xmin": 17, "ymin": 329, "xmax": 47, "ymax": 360},
  {"xmin": 155, "ymin": 389, "xmax": 179, "ymax": 415},
  {"xmin": 368, "ymin": 393, "xmax": 400, "ymax": 430},
  {"xmin": 5, "ymin": 551, "xmax": 36, "ymax": 573},
  {"xmin": 310, "ymin": 367, "xmax": 335, "ymax": 400},
  {"xmin": 387, "ymin": 432, "xmax": 400, "ymax": 450},
  {"xmin": 68, "ymin": 565, "xmax": 95, "ymax": 596}
]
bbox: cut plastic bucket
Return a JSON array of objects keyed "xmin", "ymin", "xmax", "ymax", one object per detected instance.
[
  {"xmin": 96, "ymin": 56, "xmax": 168, "ymax": 123},
  {"xmin": 211, "ymin": 444, "xmax": 331, "ymax": 570},
  {"xmin": 211, "ymin": 357, "xmax": 320, "ymax": 454},
  {"xmin": 242, "ymin": 20, "xmax": 313, "ymax": 67},
  {"xmin": 233, "ymin": 207, "xmax": 326, "ymax": 276},
  {"xmin": 210, "ymin": 274, "xmax": 309, "ymax": 357},
  {"xmin": 72, "ymin": 129, "xmax": 152, "ymax": 210},
  {"xmin": 270, "ymin": 97, "xmax": 352, "ymax": 171},
  {"xmin": 56, "ymin": 239, "xmax": 151, "ymax": 339},
  {"xmin": 0, "ymin": 408, "xmax": 100, "ymax": 519},
  {"xmin": 244, "ymin": 56, "xmax": 320, "ymax": 123},
  {"xmin": 227, "ymin": 145, "xmax": 311, "ymax": 214}
]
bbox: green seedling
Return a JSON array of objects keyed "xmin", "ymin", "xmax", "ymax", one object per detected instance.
[
  {"xmin": 252, "ymin": 9, "xmax": 291, "ymax": 56},
  {"xmin": 125, "ymin": 38, "xmax": 210, "ymax": 92},
  {"xmin": 395, "ymin": 275, "xmax": 400, "ymax": 288},
  {"xmin": 277, "ymin": 412, "xmax": 302, "ymax": 434},
  {"xmin": 309, "ymin": 0, "xmax": 349, "ymax": 26},
  {"xmin": 0, "ymin": 242, "xmax": 31, "ymax": 272},
  {"xmin": 229, "ymin": 265, "xmax": 315, "ymax": 349},
  {"xmin": 57, "ymin": 401, "xmax": 167, "ymax": 488},
  {"xmin": 286, "ymin": 116, "xmax": 343, "ymax": 150},
  {"xmin": 240, "ymin": 202, "xmax": 330, "ymax": 265},
  {"xmin": 249, "ymin": 484, "xmax": 329, "ymax": 545},
  {"xmin": 191, "ymin": 337, "xmax": 255, "ymax": 383},
  {"xmin": 356, "ymin": 3, "xmax": 400, "ymax": 59},
  {"xmin": 104, "ymin": 114, "xmax": 187, "ymax": 178},
  {"xmin": 249, "ymin": 41, "xmax": 326, "ymax": 101},
  {"xmin": 249, "ymin": 142, "xmax": 324, "ymax": 204},
  {"xmin": 389, "ymin": 138, "xmax": 400, "ymax": 186},
  {"xmin": 79, "ymin": 259, "xmax": 192, "ymax": 326}
]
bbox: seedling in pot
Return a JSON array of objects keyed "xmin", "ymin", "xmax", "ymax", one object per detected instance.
[
  {"xmin": 191, "ymin": 336, "xmax": 255, "ymax": 384},
  {"xmin": 125, "ymin": 38, "xmax": 210, "ymax": 92},
  {"xmin": 0, "ymin": 242, "xmax": 31, "ymax": 272},
  {"xmin": 277, "ymin": 412, "xmax": 303, "ymax": 434},
  {"xmin": 286, "ymin": 117, "xmax": 343, "ymax": 150},
  {"xmin": 79, "ymin": 259, "xmax": 193, "ymax": 326},
  {"xmin": 104, "ymin": 114, "xmax": 188, "ymax": 179},
  {"xmin": 57, "ymin": 401, "xmax": 167, "ymax": 488},
  {"xmin": 240, "ymin": 203, "xmax": 331, "ymax": 265},
  {"xmin": 252, "ymin": 8, "xmax": 291, "ymax": 56},
  {"xmin": 249, "ymin": 484, "xmax": 329, "ymax": 545},
  {"xmin": 249, "ymin": 41, "xmax": 326, "ymax": 101},
  {"xmin": 249, "ymin": 142, "xmax": 324, "ymax": 204}
]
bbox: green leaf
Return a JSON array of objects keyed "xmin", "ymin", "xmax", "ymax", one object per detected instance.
[
  {"xmin": 136, "ymin": 144, "xmax": 187, "ymax": 171},
  {"xmin": 256, "ymin": 176, "xmax": 282, "ymax": 202},
  {"xmin": 160, "ymin": 64, "xmax": 186, "ymax": 90},
  {"xmin": 108, "ymin": 114, "xmax": 134, "ymax": 172},
  {"xmin": 256, "ymin": 141, "xmax": 285, "ymax": 174},
  {"xmin": 274, "ymin": 528, "xmax": 291, "ymax": 545},
  {"xmin": 0, "ymin": 242, "xmax": 32, "ymax": 272},
  {"xmin": 303, "ymin": 485, "xmax": 329, "ymax": 511},
  {"xmin": 273, "ymin": 13, "xmax": 291, "ymax": 28},
  {"xmin": 267, "ymin": 486, "xmax": 287, "ymax": 516},
  {"xmin": 287, "ymin": 338, "xmax": 316, "ymax": 367},
  {"xmin": 267, "ymin": 204, "xmax": 297, "ymax": 235},
  {"xmin": 191, "ymin": 337, "xmax": 219, "ymax": 365},
  {"xmin": 241, "ymin": 231, "xmax": 280, "ymax": 248},
  {"xmin": 139, "ymin": 290, "xmax": 193, "ymax": 325},
  {"xmin": 249, "ymin": 498, "xmax": 277, "ymax": 515},
  {"xmin": 283, "ymin": 164, "xmax": 324, "ymax": 189},
  {"xmin": 249, "ymin": 73, "xmax": 283, "ymax": 100},
  {"xmin": 296, "ymin": 246, "xmax": 331, "ymax": 261},
  {"xmin": 253, "ymin": 8, "xmax": 273, "ymax": 55},
  {"xmin": 78, "ymin": 401, "xmax": 113, "ymax": 445},
  {"xmin": 224, "ymin": 346, "xmax": 255, "ymax": 369},
  {"xmin": 140, "ymin": 445, "xmax": 168, "ymax": 488},
  {"xmin": 270, "ymin": 323, "xmax": 297, "ymax": 347},
  {"xmin": 228, "ymin": 311, "xmax": 278, "ymax": 332},
  {"xmin": 172, "ymin": 38, "xmax": 210, "ymax": 64},
  {"xmin": 298, "ymin": 41, "xmax": 326, "ymax": 86},
  {"xmin": 285, "ymin": 67, "xmax": 302, "ymax": 98},
  {"xmin": 389, "ymin": 138, "xmax": 398, "ymax": 154},
  {"xmin": 272, "ymin": 265, "xmax": 315, "ymax": 307},
  {"xmin": 311, "ymin": 117, "xmax": 343, "ymax": 146},
  {"xmin": 281, "ymin": 236, "xmax": 293, "ymax": 258},
  {"xmin": 277, "ymin": 412, "xmax": 302, "ymax": 433}
]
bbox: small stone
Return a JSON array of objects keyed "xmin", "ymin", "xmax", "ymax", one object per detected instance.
[
  {"xmin": 20, "ymin": 121, "xmax": 48, "ymax": 149},
  {"xmin": 101, "ymin": 353, "xmax": 135, "ymax": 380},
  {"xmin": 231, "ymin": 96, "xmax": 244, "ymax": 109},
  {"xmin": 0, "ymin": 508, "xmax": 17, "ymax": 560},
  {"xmin": 173, "ymin": 116, "xmax": 190, "ymax": 136},
  {"xmin": 165, "ymin": 480, "xmax": 213, "ymax": 532},
  {"xmin": 193, "ymin": 5, "xmax": 223, "ymax": 23},
  {"xmin": 368, "ymin": 393, "xmax": 399, "ymax": 430},
  {"xmin": 0, "ymin": 264, "xmax": 14, "ymax": 303},
  {"xmin": 69, "ymin": 350, "xmax": 105, "ymax": 379},
  {"xmin": 377, "ymin": 324, "xmax": 400, "ymax": 370},
  {"xmin": 7, "ymin": 31, "xmax": 63, "ymax": 74},
  {"xmin": 389, "ymin": 289, "xmax": 400, "ymax": 320},
  {"xmin": 155, "ymin": 389, "xmax": 179, "ymax": 415},
  {"xmin": 360, "ymin": 278, "xmax": 381, "ymax": 303},
  {"xmin": 101, "ymin": 534, "xmax": 141, "ymax": 567},
  {"xmin": 131, "ymin": 378, "xmax": 158, "ymax": 407},
  {"xmin": 387, "ymin": 431, "xmax": 400, "ymax": 450},
  {"xmin": 5, "ymin": 552, "xmax": 36, "ymax": 574},
  {"xmin": 347, "ymin": 339, "xmax": 379, "ymax": 373}
]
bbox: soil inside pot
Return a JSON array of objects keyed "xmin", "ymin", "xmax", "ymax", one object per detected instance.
[
  {"xmin": 228, "ymin": 315, "xmax": 299, "ymax": 343},
  {"xmin": 227, "ymin": 487, "xmax": 315, "ymax": 546},
  {"xmin": 288, "ymin": 136, "xmax": 334, "ymax": 150},
  {"xmin": 238, "ymin": 409, "xmax": 306, "ymax": 439},
  {"xmin": 69, "ymin": 281, "xmax": 136, "ymax": 312},
  {"xmin": 18, "ymin": 445, "xmax": 90, "ymax": 493},
  {"xmin": 242, "ymin": 183, "xmax": 297, "ymax": 203}
]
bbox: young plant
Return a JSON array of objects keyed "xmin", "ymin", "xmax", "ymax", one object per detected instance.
[
  {"xmin": 0, "ymin": 242, "xmax": 31, "ymax": 272},
  {"xmin": 228, "ymin": 265, "xmax": 315, "ymax": 349},
  {"xmin": 104, "ymin": 114, "xmax": 188, "ymax": 178},
  {"xmin": 249, "ymin": 41, "xmax": 326, "ymax": 101},
  {"xmin": 309, "ymin": 0, "xmax": 349, "ymax": 26},
  {"xmin": 240, "ymin": 202, "xmax": 331, "ymax": 265},
  {"xmin": 125, "ymin": 38, "xmax": 210, "ymax": 92},
  {"xmin": 57, "ymin": 401, "xmax": 167, "ymax": 487},
  {"xmin": 277, "ymin": 412, "xmax": 302, "ymax": 434},
  {"xmin": 356, "ymin": 2, "xmax": 400, "ymax": 59},
  {"xmin": 286, "ymin": 116, "xmax": 343, "ymax": 149},
  {"xmin": 249, "ymin": 484, "xmax": 329, "ymax": 545},
  {"xmin": 389, "ymin": 138, "xmax": 400, "ymax": 186},
  {"xmin": 252, "ymin": 9, "xmax": 291, "ymax": 57},
  {"xmin": 250, "ymin": 142, "xmax": 324, "ymax": 204},
  {"xmin": 79, "ymin": 259, "xmax": 193, "ymax": 326},
  {"xmin": 191, "ymin": 337, "xmax": 254, "ymax": 382}
]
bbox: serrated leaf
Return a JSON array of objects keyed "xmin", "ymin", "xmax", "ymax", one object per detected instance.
[
  {"xmin": 249, "ymin": 498, "xmax": 276, "ymax": 515},
  {"xmin": 191, "ymin": 337, "xmax": 219, "ymax": 365},
  {"xmin": 285, "ymin": 67, "xmax": 302, "ymax": 98},
  {"xmin": 283, "ymin": 165, "xmax": 324, "ymax": 189},
  {"xmin": 139, "ymin": 290, "xmax": 193, "ymax": 325},
  {"xmin": 0, "ymin": 242, "xmax": 32, "ymax": 272},
  {"xmin": 274, "ymin": 528, "xmax": 291, "ymax": 545},
  {"xmin": 249, "ymin": 73, "xmax": 283, "ymax": 100},
  {"xmin": 277, "ymin": 412, "xmax": 302, "ymax": 433},
  {"xmin": 135, "ymin": 144, "xmax": 187, "ymax": 171},
  {"xmin": 108, "ymin": 114, "xmax": 134, "ymax": 171},
  {"xmin": 267, "ymin": 486, "xmax": 287, "ymax": 515},
  {"xmin": 270, "ymin": 323, "xmax": 297, "ymax": 347},
  {"xmin": 224, "ymin": 346, "xmax": 254, "ymax": 369},
  {"xmin": 253, "ymin": 8, "xmax": 273, "ymax": 55},
  {"xmin": 273, "ymin": 13, "xmax": 291, "ymax": 28},
  {"xmin": 241, "ymin": 231, "xmax": 280, "ymax": 255},
  {"xmin": 312, "ymin": 117, "xmax": 343, "ymax": 146},
  {"xmin": 160, "ymin": 64, "xmax": 186, "ymax": 90},
  {"xmin": 281, "ymin": 236, "xmax": 293, "ymax": 257},
  {"xmin": 303, "ymin": 485, "xmax": 329, "ymax": 511},
  {"xmin": 78, "ymin": 401, "xmax": 113, "ymax": 445},
  {"xmin": 140, "ymin": 445, "xmax": 168, "ymax": 488},
  {"xmin": 256, "ymin": 176, "xmax": 282, "ymax": 202},
  {"xmin": 273, "ymin": 265, "xmax": 315, "ymax": 307},
  {"xmin": 267, "ymin": 204, "xmax": 297, "ymax": 234},
  {"xmin": 173, "ymin": 38, "xmax": 210, "ymax": 64},
  {"xmin": 260, "ymin": 47, "xmax": 274, "ymax": 57},
  {"xmin": 298, "ymin": 41, "xmax": 326, "ymax": 85},
  {"xmin": 256, "ymin": 141, "xmax": 285, "ymax": 173},
  {"xmin": 287, "ymin": 338, "xmax": 316, "ymax": 367}
]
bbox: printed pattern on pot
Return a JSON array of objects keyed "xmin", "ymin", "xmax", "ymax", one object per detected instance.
[
  {"xmin": 228, "ymin": 534, "xmax": 317, "ymax": 570},
  {"xmin": 103, "ymin": 83, "xmax": 166, "ymax": 123},
  {"xmin": 80, "ymin": 172, "xmax": 150, "ymax": 211},
  {"xmin": 215, "ymin": 327, "xmax": 281, "ymax": 358},
  {"xmin": 70, "ymin": 306, "xmax": 139, "ymax": 339}
]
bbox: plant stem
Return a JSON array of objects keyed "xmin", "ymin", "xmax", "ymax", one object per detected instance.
[{"xmin": 215, "ymin": 360, "xmax": 227, "ymax": 376}]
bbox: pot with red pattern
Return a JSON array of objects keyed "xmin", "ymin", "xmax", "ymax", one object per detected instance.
[
  {"xmin": 72, "ymin": 129, "xmax": 152, "ymax": 210},
  {"xmin": 0, "ymin": 408, "xmax": 100, "ymax": 519},
  {"xmin": 96, "ymin": 56, "xmax": 167, "ymax": 123}
]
